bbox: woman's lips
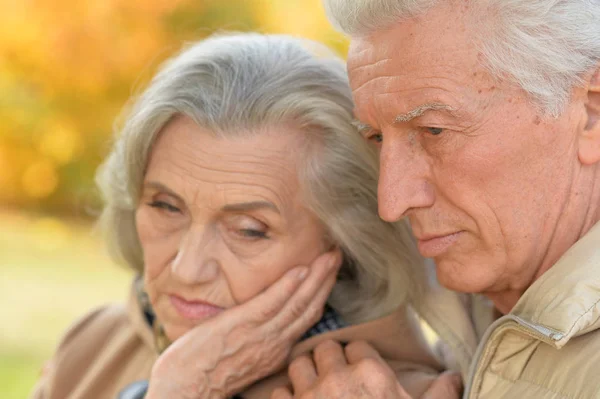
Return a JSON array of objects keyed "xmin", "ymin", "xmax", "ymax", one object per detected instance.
[
  {"xmin": 169, "ymin": 295, "xmax": 224, "ymax": 321},
  {"xmin": 416, "ymin": 231, "xmax": 463, "ymax": 258}
]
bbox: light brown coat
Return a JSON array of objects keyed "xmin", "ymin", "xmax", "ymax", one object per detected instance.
[{"xmin": 30, "ymin": 290, "xmax": 444, "ymax": 399}]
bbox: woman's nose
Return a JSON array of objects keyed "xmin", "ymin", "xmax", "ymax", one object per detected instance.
[{"xmin": 170, "ymin": 226, "xmax": 220, "ymax": 285}]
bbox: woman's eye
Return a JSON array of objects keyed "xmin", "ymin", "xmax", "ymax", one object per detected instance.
[
  {"xmin": 368, "ymin": 132, "xmax": 383, "ymax": 143},
  {"xmin": 147, "ymin": 201, "xmax": 181, "ymax": 213},
  {"xmin": 238, "ymin": 229, "xmax": 268, "ymax": 239},
  {"xmin": 225, "ymin": 215, "xmax": 269, "ymax": 241},
  {"xmin": 425, "ymin": 127, "xmax": 444, "ymax": 136}
]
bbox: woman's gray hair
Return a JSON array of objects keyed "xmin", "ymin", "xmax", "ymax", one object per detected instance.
[
  {"xmin": 96, "ymin": 33, "xmax": 424, "ymax": 323},
  {"xmin": 324, "ymin": 0, "xmax": 600, "ymax": 116}
]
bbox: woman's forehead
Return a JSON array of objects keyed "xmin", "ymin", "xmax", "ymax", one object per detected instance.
[{"xmin": 144, "ymin": 116, "xmax": 305, "ymax": 212}]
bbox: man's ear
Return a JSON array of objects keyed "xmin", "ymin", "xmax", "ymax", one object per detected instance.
[{"xmin": 579, "ymin": 67, "xmax": 600, "ymax": 165}]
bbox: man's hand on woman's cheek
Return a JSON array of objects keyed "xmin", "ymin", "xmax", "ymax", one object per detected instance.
[
  {"xmin": 145, "ymin": 251, "xmax": 342, "ymax": 399},
  {"xmin": 271, "ymin": 340, "xmax": 462, "ymax": 399}
]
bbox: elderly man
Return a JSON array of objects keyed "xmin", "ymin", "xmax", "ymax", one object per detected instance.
[{"xmin": 274, "ymin": 1, "xmax": 600, "ymax": 398}]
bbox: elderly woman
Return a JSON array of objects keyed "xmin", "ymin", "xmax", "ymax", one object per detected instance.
[{"xmin": 30, "ymin": 33, "xmax": 448, "ymax": 399}]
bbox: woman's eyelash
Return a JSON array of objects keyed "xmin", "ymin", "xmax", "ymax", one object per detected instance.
[
  {"xmin": 368, "ymin": 133, "xmax": 383, "ymax": 143},
  {"xmin": 147, "ymin": 201, "xmax": 181, "ymax": 213},
  {"xmin": 239, "ymin": 229, "xmax": 269, "ymax": 239}
]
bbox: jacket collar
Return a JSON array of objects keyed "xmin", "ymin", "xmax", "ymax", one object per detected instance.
[
  {"xmin": 510, "ymin": 221, "xmax": 600, "ymax": 348},
  {"xmin": 242, "ymin": 305, "xmax": 443, "ymax": 399},
  {"xmin": 290, "ymin": 305, "xmax": 441, "ymax": 368}
]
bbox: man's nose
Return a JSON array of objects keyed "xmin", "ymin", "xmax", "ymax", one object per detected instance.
[
  {"xmin": 170, "ymin": 225, "xmax": 220, "ymax": 285},
  {"xmin": 378, "ymin": 135, "xmax": 435, "ymax": 222}
]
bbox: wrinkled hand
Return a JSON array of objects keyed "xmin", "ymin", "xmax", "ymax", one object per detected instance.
[
  {"xmin": 145, "ymin": 251, "xmax": 342, "ymax": 399},
  {"xmin": 272, "ymin": 340, "xmax": 462, "ymax": 399}
]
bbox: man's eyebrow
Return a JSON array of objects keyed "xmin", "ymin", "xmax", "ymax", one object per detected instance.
[
  {"xmin": 221, "ymin": 201, "xmax": 280, "ymax": 214},
  {"xmin": 394, "ymin": 103, "xmax": 455, "ymax": 123}
]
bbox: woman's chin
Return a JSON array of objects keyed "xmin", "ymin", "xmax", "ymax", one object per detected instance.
[
  {"xmin": 156, "ymin": 301, "xmax": 225, "ymax": 342},
  {"xmin": 163, "ymin": 323, "xmax": 194, "ymax": 342},
  {"xmin": 161, "ymin": 313, "xmax": 223, "ymax": 342}
]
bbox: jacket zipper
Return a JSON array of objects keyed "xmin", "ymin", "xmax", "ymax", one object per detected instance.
[{"xmin": 463, "ymin": 316, "xmax": 561, "ymax": 398}]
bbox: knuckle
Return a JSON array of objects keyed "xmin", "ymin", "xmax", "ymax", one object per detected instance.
[
  {"xmin": 321, "ymin": 373, "xmax": 344, "ymax": 393},
  {"xmin": 344, "ymin": 340, "xmax": 370, "ymax": 355},
  {"xmin": 355, "ymin": 357, "xmax": 380, "ymax": 372},
  {"xmin": 299, "ymin": 302, "xmax": 323, "ymax": 327},
  {"xmin": 257, "ymin": 345, "xmax": 288, "ymax": 371},
  {"xmin": 288, "ymin": 354, "xmax": 311, "ymax": 376},
  {"xmin": 354, "ymin": 358, "xmax": 392, "ymax": 384},
  {"xmin": 258, "ymin": 303, "xmax": 280, "ymax": 320},
  {"xmin": 315, "ymin": 339, "xmax": 341, "ymax": 353},
  {"xmin": 288, "ymin": 299, "xmax": 309, "ymax": 319},
  {"xmin": 313, "ymin": 340, "xmax": 341, "ymax": 361}
]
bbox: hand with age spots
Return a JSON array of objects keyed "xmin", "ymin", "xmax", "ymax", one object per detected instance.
[
  {"xmin": 271, "ymin": 341, "xmax": 462, "ymax": 399},
  {"xmin": 144, "ymin": 251, "xmax": 342, "ymax": 399}
]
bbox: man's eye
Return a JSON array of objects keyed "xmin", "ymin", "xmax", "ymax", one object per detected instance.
[
  {"xmin": 147, "ymin": 201, "xmax": 181, "ymax": 213},
  {"xmin": 238, "ymin": 229, "xmax": 268, "ymax": 239},
  {"xmin": 425, "ymin": 127, "xmax": 444, "ymax": 136}
]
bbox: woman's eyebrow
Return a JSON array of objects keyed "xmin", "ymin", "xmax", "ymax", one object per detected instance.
[
  {"xmin": 142, "ymin": 181, "xmax": 183, "ymax": 201},
  {"xmin": 221, "ymin": 201, "xmax": 280, "ymax": 215},
  {"xmin": 351, "ymin": 120, "xmax": 375, "ymax": 135},
  {"xmin": 143, "ymin": 181, "xmax": 280, "ymax": 214}
]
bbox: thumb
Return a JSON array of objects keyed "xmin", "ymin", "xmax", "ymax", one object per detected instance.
[{"xmin": 420, "ymin": 371, "xmax": 463, "ymax": 399}]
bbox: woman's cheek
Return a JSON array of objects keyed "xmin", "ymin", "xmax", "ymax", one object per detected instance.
[
  {"xmin": 226, "ymin": 246, "xmax": 299, "ymax": 305},
  {"xmin": 227, "ymin": 267, "xmax": 279, "ymax": 304},
  {"xmin": 136, "ymin": 209, "xmax": 182, "ymax": 280}
]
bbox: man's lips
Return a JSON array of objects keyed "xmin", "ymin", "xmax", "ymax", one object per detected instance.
[
  {"xmin": 168, "ymin": 295, "xmax": 225, "ymax": 320},
  {"xmin": 416, "ymin": 231, "xmax": 463, "ymax": 258}
]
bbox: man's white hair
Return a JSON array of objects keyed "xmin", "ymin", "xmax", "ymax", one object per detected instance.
[{"xmin": 324, "ymin": 0, "xmax": 600, "ymax": 116}]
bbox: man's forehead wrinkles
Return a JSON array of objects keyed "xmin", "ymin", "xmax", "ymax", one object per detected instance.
[
  {"xmin": 351, "ymin": 74, "xmax": 402, "ymax": 96},
  {"xmin": 348, "ymin": 55, "xmax": 395, "ymax": 90},
  {"xmin": 348, "ymin": 56, "xmax": 393, "ymax": 74}
]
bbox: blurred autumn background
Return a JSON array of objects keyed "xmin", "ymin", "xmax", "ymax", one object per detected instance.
[{"xmin": 0, "ymin": 1, "xmax": 347, "ymax": 397}]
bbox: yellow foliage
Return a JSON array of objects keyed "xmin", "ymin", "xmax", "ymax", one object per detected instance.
[
  {"xmin": 257, "ymin": 0, "xmax": 336, "ymax": 41},
  {"xmin": 0, "ymin": 0, "xmax": 348, "ymax": 214},
  {"xmin": 22, "ymin": 159, "xmax": 59, "ymax": 199},
  {"xmin": 0, "ymin": 143, "xmax": 18, "ymax": 201},
  {"xmin": 38, "ymin": 119, "xmax": 83, "ymax": 165}
]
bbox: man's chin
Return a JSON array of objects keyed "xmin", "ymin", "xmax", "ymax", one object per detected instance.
[{"xmin": 433, "ymin": 256, "xmax": 497, "ymax": 294}]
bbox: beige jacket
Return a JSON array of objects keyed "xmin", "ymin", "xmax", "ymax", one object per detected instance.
[
  {"xmin": 460, "ymin": 222, "xmax": 600, "ymax": 398},
  {"xmin": 29, "ymin": 285, "xmax": 444, "ymax": 399}
]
